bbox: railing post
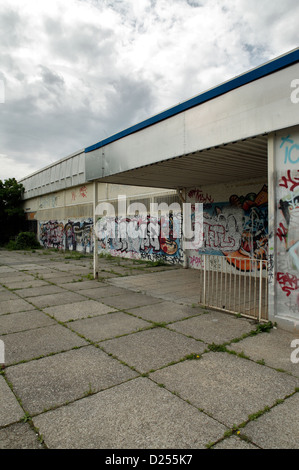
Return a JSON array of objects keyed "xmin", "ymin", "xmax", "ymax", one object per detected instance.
[
  {"xmin": 203, "ymin": 255, "xmax": 206, "ymax": 305},
  {"xmin": 258, "ymin": 259, "xmax": 263, "ymax": 322}
]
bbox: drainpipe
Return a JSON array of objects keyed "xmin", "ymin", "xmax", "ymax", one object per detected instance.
[{"xmin": 177, "ymin": 188, "xmax": 188, "ymax": 269}]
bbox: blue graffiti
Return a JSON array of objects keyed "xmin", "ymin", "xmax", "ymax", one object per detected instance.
[{"xmin": 281, "ymin": 135, "xmax": 299, "ymax": 165}]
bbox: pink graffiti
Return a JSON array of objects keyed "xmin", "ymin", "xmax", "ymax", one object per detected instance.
[
  {"xmin": 279, "ymin": 170, "xmax": 299, "ymax": 192},
  {"xmin": 189, "ymin": 255, "xmax": 204, "ymax": 267},
  {"xmin": 277, "ymin": 272, "xmax": 299, "ymax": 297}
]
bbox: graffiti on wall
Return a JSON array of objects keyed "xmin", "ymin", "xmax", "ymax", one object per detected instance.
[
  {"xmin": 40, "ymin": 213, "xmax": 182, "ymax": 264},
  {"xmin": 188, "ymin": 185, "xmax": 268, "ymax": 271},
  {"xmin": 97, "ymin": 213, "xmax": 183, "ymax": 264},
  {"xmin": 39, "ymin": 218, "xmax": 93, "ymax": 253},
  {"xmin": 275, "ymin": 132, "xmax": 299, "ymax": 316}
]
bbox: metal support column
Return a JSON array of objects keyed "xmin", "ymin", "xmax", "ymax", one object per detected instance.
[
  {"xmin": 267, "ymin": 133, "xmax": 276, "ymax": 323},
  {"xmin": 177, "ymin": 188, "xmax": 188, "ymax": 268},
  {"xmin": 93, "ymin": 180, "xmax": 99, "ymax": 280}
]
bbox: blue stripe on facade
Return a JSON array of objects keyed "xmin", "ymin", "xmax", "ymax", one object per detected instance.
[{"xmin": 84, "ymin": 48, "xmax": 299, "ymax": 154}]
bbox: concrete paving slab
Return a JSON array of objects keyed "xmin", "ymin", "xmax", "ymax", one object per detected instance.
[
  {"xmin": 36, "ymin": 269, "xmax": 70, "ymax": 279},
  {"xmin": 0, "ymin": 298, "xmax": 33, "ymax": 315},
  {"xmin": 16, "ymin": 285, "xmax": 66, "ymax": 298},
  {"xmin": 97, "ymin": 271, "xmax": 126, "ymax": 279},
  {"xmin": 46, "ymin": 275, "xmax": 84, "ymax": 284},
  {"xmin": 227, "ymin": 328, "xmax": 299, "ymax": 378},
  {"xmin": 242, "ymin": 393, "xmax": 299, "ymax": 449},
  {"xmin": 7, "ymin": 280, "xmax": 49, "ymax": 290},
  {"xmin": 69, "ymin": 312, "xmax": 151, "ymax": 342},
  {"xmin": 15, "ymin": 264, "xmax": 49, "ymax": 271},
  {"xmin": 0, "ymin": 291, "xmax": 20, "ymax": 301},
  {"xmin": 77, "ymin": 285, "xmax": 129, "ymax": 300},
  {"xmin": 6, "ymin": 346, "xmax": 138, "ymax": 415},
  {"xmin": 0, "ymin": 375, "xmax": 24, "ymax": 426},
  {"xmin": 0, "ymin": 310, "xmax": 56, "ymax": 335},
  {"xmin": 150, "ymin": 352, "xmax": 299, "ymax": 428},
  {"xmin": 58, "ymin": 280, "xmax": 105, "ymax": 291},
  {"xmin": 44, "ymin": 300, "xmax": 117, "ymax": 322},
  {"xmin": 169, "ymin": 311, "xmax": 256, "ymax": 344},
  {"xmin": 213, "ymin": 435, "xmax": 259, "ymax": 449},
  {"xmin": 39, "ymin": 271, "xmax": 80, "ymax": 280},
  {"xmin": 129, "ymin": 301, "xmax": 204, "ymax": 323},
  {"xmin": 100, "ymin": 292, "xmax": 162, "ymax": 310},
  {"xmin": 101, "ymin": 328, "xmax": 206, "ymax": 373},
  {"xmin": 0, "ymin": 324, "xmax": 87, "ymax": 365},
  {"xmin": 26, "ymin": 291, "xmax": 87, "ymax": 309},
  {"xmin": 0, "ymin": 423, "xmax": 43, "ymax": 449},
  {"xmin": 32, "ymin": 377, "xmax": 227, "ymax": 449},
  {"xmin": 0, "ymin": 266, "xmax": 17, "ymax": 273},
  {"xmin": 0, "ymin": 274, "xmax": 36, "ymax": 284}
]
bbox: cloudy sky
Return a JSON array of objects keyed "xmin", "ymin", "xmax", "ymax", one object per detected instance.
[{"xmin": 0, "ymin": 0, "xmax": 298, "ymax": 181}]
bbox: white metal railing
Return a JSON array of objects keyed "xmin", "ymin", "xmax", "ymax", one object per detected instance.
[{"xmin": 196, "ymin": 254, "xmax": 268, "ymax": 322}]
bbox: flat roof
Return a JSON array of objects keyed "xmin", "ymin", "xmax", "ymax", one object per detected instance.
[{"xmin": 85, "ymin": 47, "xmax": 299, "ymax": 154}]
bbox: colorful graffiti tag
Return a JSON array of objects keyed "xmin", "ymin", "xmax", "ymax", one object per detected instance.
[
  {"xmin": 275, "ymin": 131, "xmax": 299, "ymax": 317},
  {"xmin": 189, "ymin": 185, "xmax": 268, "ymax": 271},
  {"xmin": 39, "ymin": 218, "xmax": 93, "ymax": 253},
  {"xmin": 40, "ymin": 214, "xmax": 182, "ymax": 264},
  {"xmin": 97, "ymin": 213, "xmax": 182, "ymax": 264}
]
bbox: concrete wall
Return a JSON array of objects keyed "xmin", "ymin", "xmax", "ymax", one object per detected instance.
[
  {"xmin": 23, "ymin": 179, "xmax": 268, "ymax": 269},
  {"xmin": 23, "ymin": 182, "xmax": 182, "ymax": 263},
  {"xmin": 270, "ymin": 125, "xmax": 299, "ymax": 331},
  {"xmin": 186, "ymin": 179, "xmax": 268, "ymax": 271}
]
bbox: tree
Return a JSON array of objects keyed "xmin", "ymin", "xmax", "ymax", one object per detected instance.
[{"xmin": 0, "ymin": 178, "xmax": 25, "ymax": 245}]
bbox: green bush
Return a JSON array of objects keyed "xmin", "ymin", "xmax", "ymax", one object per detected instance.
[{"xmin": 7, "ymin": 232, "xmax": 40, "ymax": 250}]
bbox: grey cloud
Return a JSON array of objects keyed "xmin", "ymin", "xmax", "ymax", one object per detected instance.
[
  {"xmin": 44, "ymin": 17, "xmax": 116, "ymax": 66},
  {"xmin": 0, "ymin": 8, "xmax": 26, "ymax": 49},
  {"xmin": 39, "ymin": 65, "xmax": 65, "ymax": 88},
  {"xmin": 0, "ymin": 67, "xmax": 155, "ymax": 171}
]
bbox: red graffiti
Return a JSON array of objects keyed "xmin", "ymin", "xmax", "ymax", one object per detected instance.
[
  {"xmin": 276, "ymin": 222, "xmax": 288, "ymax": 243},
  {"xmin": 279, "ymin": 170, "xmax": 299, "ymax": 192},
  {"xmin": 79, "ymin": 186, "xmax": 87, "ymax": 198},
  {"xmin": 277, "ymin": 272, "xmax": 299, "ymax": 297}
]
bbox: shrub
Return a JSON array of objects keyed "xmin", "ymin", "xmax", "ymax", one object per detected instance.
[{"xmin": 7, "ymin": 232, "xmax": 40, "ymax": 250}]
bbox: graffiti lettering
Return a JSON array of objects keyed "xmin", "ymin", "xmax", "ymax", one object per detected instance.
[
  {"xmin": 194, "ymin": 186, "xmax": 268, "ymax": 261},
  {"xmin": 281, "ymin": 134, "xmax": 299, "ymax": 164},
  {"xmin": 40, "ymin": 219, "xmax": 93, "ymax": 253},
  {"xmin": 277, "ymin": 272, "xmax": 299, "ymax": 297},
  {"xmin": 188, "ymin": 189, "xmax": 214, "ymax": 204},
  {"xmin": 189, "ymin": 255, "xmax": 204, "ymax": 268},
  {"xmin": 203, "ymin": 219, "xmax": 241, "ymax": 251},
  {"xmin": 98, "ymin": 214, "xmax": 182, "ymax": 264},
  {"xmin": 268, "ymin": 253, "xmax": 274, "ymax": 283},
  {"xmin": 79, "ymin": 186, "xmax": 88, "ymax": 198},
  {"xmin": 279, "ymin": 170, "xmax": 299, "ymax": 192},
  {"xmin": 277, "ymin": 222, "xmax": 288, "ymax": 243}
]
